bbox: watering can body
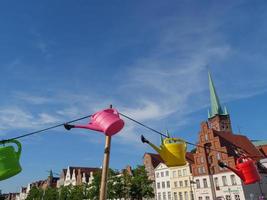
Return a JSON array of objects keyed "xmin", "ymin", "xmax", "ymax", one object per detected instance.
[
  {"xmin": 0, "ymin": 140, "xmax": 22, "ymax": 181},
  {"xmin": 73, "ymin": 108, "xmax": 124, "ymax": 136},
  {"xmin": 227, "ymin": 157, "xmax": 261, "ymax": 185},
  {"xmin": 148, "ymin": 138, "xmax": 187, "ymax": 167}
]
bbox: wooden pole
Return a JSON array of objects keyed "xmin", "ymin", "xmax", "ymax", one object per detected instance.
[{"xmin": 99, "ymin": 105, "xmax": 112, "ymax": 200}]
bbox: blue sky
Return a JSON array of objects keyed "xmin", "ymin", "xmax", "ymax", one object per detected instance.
[{"xmin": 1, "ymin": 0, "xmax": 267, "ymax": 193}]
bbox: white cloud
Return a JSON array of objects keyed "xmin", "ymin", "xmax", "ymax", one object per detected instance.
[
  {"xmin": 0, "ymin": 107, "xmax": 61, "ymax": 134},
  {"xmin": 15, "ymin": 93, "xmax": 52, "ymax": 105}
]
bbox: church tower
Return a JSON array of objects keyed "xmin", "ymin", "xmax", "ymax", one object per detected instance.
[{"xmin": 207, "ymin": 71, "xmax": 232, "ymax": 132}]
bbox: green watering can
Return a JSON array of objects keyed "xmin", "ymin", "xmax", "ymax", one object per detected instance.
[{"xmin": 0, "ymin": 140, "xmax": 22, "ymax": 181}]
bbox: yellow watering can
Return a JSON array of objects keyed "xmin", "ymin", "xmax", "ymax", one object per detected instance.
[
  {"xmin": 141, "ymin": 135, "xmax": 187, "ymax": 167},
  {"xmin": 0, "ymin": 140, "xmax": 22, "ymax": 181}
]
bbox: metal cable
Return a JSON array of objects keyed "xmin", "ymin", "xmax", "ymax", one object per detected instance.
[
  {"xmin": 119, "ymin": 112, "xmax": 262, "ymax": 158},
  {"xmin": 0, "ymin": 114, "xmax": 92, "ymax": 143}
]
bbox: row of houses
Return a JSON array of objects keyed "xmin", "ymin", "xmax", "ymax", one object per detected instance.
[
  {"xmin": 142, "ymin": 73, "xmax": 267, "ymax": 200},
  {"xmin": 4, "ymin": 73, "xmax": 267, "ymax": 200},
  {"xmin": 6, "ymin": 165, "xmax": 133, "ymax": 200},
  {"xmin": 5, "ymin": 166, "xmax": 99, "ymax": 200}
]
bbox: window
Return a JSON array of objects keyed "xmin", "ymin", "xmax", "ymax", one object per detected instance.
[
  {"xmin": 231, "ymin": 174, "xmax": 237, "ymax": 185},
  {"xmin": 222, "ymin": 176, "xmax": 228, "ymax": 186},
  {"xmin": 157, "ymin": 182, "xmax": 160, "ymax": 189},
  {"xmin": 208, "ymin": 156, "xmax": 212, "ymax": 164},
  {"xmin": 156, "ymin": 172, "xmax": 159, "ymax": 178},
  {"xmin": 168, "ymin": 192, "xmax": 171, "ymax": 200},
  {"xmin": 184, "ymin": 192, "xmax": 188, "ymax": 200},
  {"xmin": 174, "ymin": 181, "xmax": 178, "ymax": 188},
  {"xmin": 183, "ymin": 169, "xmax": 187, "ymax": 176},
  {"xmin": 173, "ymin": 171, "xmax": 177, "ymax": 178},
  {"xmin": 179, "ymin": 192, "xmax": 183, "ymax": 200},
  {"xmin": 198, "ymin": 197, "xmax": 203, "ymax": 200},
  {"xmin": 196, "ymin": 179, "xmax": 200, "ymax": 188},
  {"xmin": 178, "ymin": 170, "xmax": 182, "ymax": 177},
  {"xmin": 217, "ymin": 153, "xmax": 221, "ymax": 160},
  {"xmin": 214, "ymin": 177, "xmax": 219, "ymax": 190},
  {"xmin": 162, "ymin": 181, "xmax": 165, "ymax": 188},
  {"xmin": 205, "ymin": 197, "xmax": 210, "ymax": 200},
  {"xmin": 226, "ymin": 195, "xmax": 231, "ymax": 200},
  {"xmin": 198, "ymin": 167, "xmax": 202, "ymax": 174},
  {"xmin": 174, "ymin": 192, "xmax": 178, "ymax": 200},
  {"xmin": 179, "ymin": 181, "xmax": 183, "ymax": 187},
  {"xmin": 161, "ymin": 172, "xmax": 164, "ymax": 177},
  {"xmin": 200, "ymin": 156, "xmax": 204, "ymax": 163},
  {"xmin": 203, "ymin": 178, "xmax": 208, "ymax": 188},
  {"xmin": 205, "ymin": 134, "xmax": 208, "ymax": 141},
  {"xmin": 158, "ymin": 193, "xmax": 161, "ymax": 200},
  {"xmin": 184, "ymin": 180, "xmax": 188, "ymax": 187},
  {"xmin": 202, "ymin": 166, "xmax": 206, "ymax": 173},
  {"xmin": 167, "ymin": 181, "xmax": 170, "ymax": 188},
  {"xmin": 163, "ymin": 192, "xmax": 166, "ymax": 200},
  {"xmin": 165, "ymin": 171, "xmax": 169, "ymax": 176},
  {"xmin": 190, "ymin": 191, "xmax": 194, "ymax": 200},
  {"xmin": 234, "ymin": 195, "xmax": 240, "ymax": 200}
]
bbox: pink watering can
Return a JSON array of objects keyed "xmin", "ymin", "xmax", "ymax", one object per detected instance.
[
  {"xmin": 64, "ymin": 108, "xmax": 124, "ymax": 136},
  {"xmin": 218, "ymin": 156, "xmax": 261, "ymax": 185}
]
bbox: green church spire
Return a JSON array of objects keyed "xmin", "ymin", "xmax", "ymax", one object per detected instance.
[{"xmin": 208, "ymin": 71, "xmax": 228, "ymax": 118}]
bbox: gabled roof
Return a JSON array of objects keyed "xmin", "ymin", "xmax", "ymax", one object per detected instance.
[
  {"xmin": 68, "ymin": 166, "xmax": 100, "ymax": 179},
  {"xmin": 144, "ymin": 152, "xmax": 164, "ymax": 168},
  {"xmin": 213, "ymin": 130, "xmax": 264, "ymax": 160},
  {"xmin": 186, "ymin": 152, "xmax": 194, "ymax": 164}
]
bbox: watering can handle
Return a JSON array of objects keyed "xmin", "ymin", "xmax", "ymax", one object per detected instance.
[
  {"xmin": 237, "ymin": 156, "xmax": 250, "ymax": 164},
  {"xmin": 178, "ymin": 138, "xmax": 187, "ymax": 150},
  {"xmin": 10, "ymin": 140, "xmax": 22, "ymax": 158}
]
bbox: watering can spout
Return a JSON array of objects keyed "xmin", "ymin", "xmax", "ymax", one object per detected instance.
[
  {"xmin": 141, "ymin": 135, "xmax": 161, "ymax": 154},
  {"xmin": 218, "ymin": 162, "xmax": 245, "ymax": 181},
  {"xmin": 75, "ymin": 123, "xmax": 103, "ymax": 132},
  {"xmin": 64, "ymin": 123, "xmax": 103, "ymax": 132},
  {"xmin": 64, "ymin": 124, "xmax": 75, "ymax": 130}
]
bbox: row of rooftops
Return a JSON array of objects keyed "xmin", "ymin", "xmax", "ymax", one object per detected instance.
[{"xmin": 144, "ymin": 134, "xmax": 267, "ymax": 173}]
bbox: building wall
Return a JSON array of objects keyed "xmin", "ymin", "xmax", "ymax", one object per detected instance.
[
  {"xmin": 155, "ymin": 163, "xmax": 171, "ymax": 200},
  {"xmin": 193, "ymin": 174, "xmax": 214, "ymax": 200},
  {"xmin": 213, "ymin": 171, "xmax": 245, "ymax": 200},
  {"xmin": 170, "ymin": 163, "xmax": 194, "ymax": 200},
  {"xmin": 242, "ymin": 173, "xmax": 267, "ymax": 200}
]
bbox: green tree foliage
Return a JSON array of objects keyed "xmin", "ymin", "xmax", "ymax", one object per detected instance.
[
  {"xmin": 43, "ymin": 187, "xmax": 59, "ymax": 200},
  {"xmin": 87, "ymin": 170, "xmax": 101, "ymax": 199},
  {"xmin": 26, "ymin": 186, "xmax": 43, "ymax": 200},
  {"xmin": 69, "ymin": 185, "xmax": 85, "ymax": 200},
  {"xmin": 25, "ymin": 165, "xmax": 154, "ymax": 200},
  {"xmin": 58, "ymin": 185, "xmax": 71, "ymax": 200},
  {"xmin": 130, "ymin": 165, "xmax": 154, "ymax": 200}
]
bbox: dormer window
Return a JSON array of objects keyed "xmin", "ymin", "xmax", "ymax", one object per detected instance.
[{"xmin": 205, "ymin": 134, "xmax": 208, "ymax": 141}]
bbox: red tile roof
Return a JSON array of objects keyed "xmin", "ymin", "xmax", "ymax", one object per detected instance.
[
  {"xmin": 213, "ymin": 130, "xmax": 264, "ymax": 160},
  {"xmin": 144, "ymin": 152, "xmax": 164, "ymax": 168}
]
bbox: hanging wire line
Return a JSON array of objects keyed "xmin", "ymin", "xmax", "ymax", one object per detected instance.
[
  {"xmin": 119, "ymin": 112, "xmax": 168, "ymax": 138},
  {"xmin": 119, "ymin": 112, "xmax": 262, "ymax": 158},
  {"xmin": 0, "ymin": 114, "xmax": 92, "ymax": 143}
]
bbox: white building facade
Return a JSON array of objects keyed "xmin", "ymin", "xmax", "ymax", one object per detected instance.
[
  {"xmin": 155, "ymin": 163, "xmax": 172, "ymax": 200},
  {"xmin": 193, "ymin": 171, "xmax": 267, "ymax": 200},
  {"xmin": 170, "ymin": 163, "xmax": 194, "ymax": 200}
]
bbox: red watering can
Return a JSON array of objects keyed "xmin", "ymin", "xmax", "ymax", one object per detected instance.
[
  {"xmin": 219, "ymin": 156, "xmax": 261, "ymax": 185},
  {"xmin": 64, "ymin": 108, "xmax": 124, "ymax": 136}
]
